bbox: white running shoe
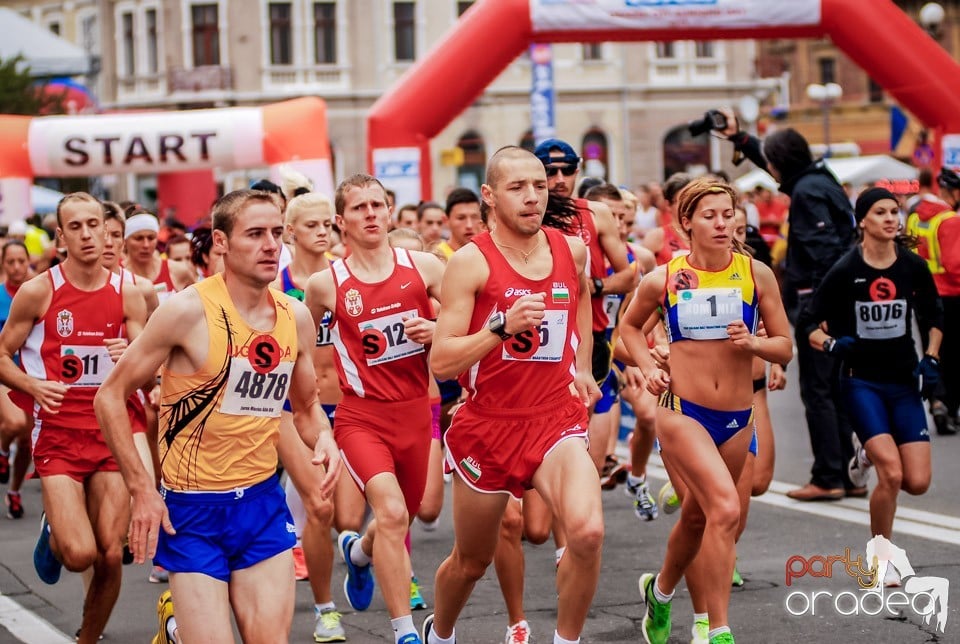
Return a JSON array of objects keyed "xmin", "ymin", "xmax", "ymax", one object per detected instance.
[
  {"xmin": 504, "ymin": 620, "xmax": 530, "ymax": 644},
  {"xmin": 847, "ymin": 433, "xmax": 872, "ymax": 489}
]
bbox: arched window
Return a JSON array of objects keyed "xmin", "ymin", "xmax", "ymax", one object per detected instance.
[
  {"xmin": 457, "ymin": 130, "xmax": 486, "ymax": 193},
  {"xmin": 662, "ymin": 124, "xmax": 709, "ymax": 181},
  {"xmin": 581, "ymin": 127, "xmax": 608, "ymax": 180}
]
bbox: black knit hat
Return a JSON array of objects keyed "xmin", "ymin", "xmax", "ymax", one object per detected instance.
[{"xmin": 854, "ymin": 187, "xmax": 897, "ymax": 223}]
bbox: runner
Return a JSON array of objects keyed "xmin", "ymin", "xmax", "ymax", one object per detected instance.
[
  {"xmin": 423, "ymin": 146, "xmax": 602, "ymax": 644},
  {"xmin": 0, "ymin": 193, "xmax": 148, "ymax": 644},
  {"xmin": 803, "ymin": 187, "xmax": 942, "ymax": 587},
  {"xmin": 94, "ymin": 189, "xmax": 340, "ymax": 643},
  {"xmin": 270, "ymin": 191, "xmax": 346, "ymax": 642},
  {"xmin": 123, "ymin": 213, "xmax": 195, "ymax": 300},
  {"xmin": 305, "ymin": 173, "xmax": 444, "ymax": 644},
  {"xmin": 435, "ymin": 189, "xmax": 483, "ymax": 260},
  {"xmin": 620, "ymin": 178, "xmax": 792, "ymax": 644}
]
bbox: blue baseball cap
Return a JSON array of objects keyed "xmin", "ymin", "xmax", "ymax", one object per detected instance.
[{"xmin": 533, "ymin": 139, "xmax": 580, "ymax": 166}]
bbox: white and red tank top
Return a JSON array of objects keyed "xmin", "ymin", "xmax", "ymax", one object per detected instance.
[
  {"xmin": 329, "ymin": 248, "xmax": 432, "ymax": 401},
  {"xmin": 573, "ymin": 198, "xmax": 607, "ymax": 333},
  {"xmin": 461, "ymin": 228, "xmax": 581, "ymax": 409},
  {"xmin": 19, "ymin": 265, "xmax": 124, "ymax": 430},
  {"xmin": 153, "ymin": 259, "xmax": 177, "ymax": 301}
]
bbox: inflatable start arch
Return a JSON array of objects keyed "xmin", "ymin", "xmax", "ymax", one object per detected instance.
[
  {"xmin": 368, "ymin": 0, "xmax": 960, "ymax": 200},
  {"xmin": 0, "ymin": 97, "xmax": 332, "ymax": 225}
]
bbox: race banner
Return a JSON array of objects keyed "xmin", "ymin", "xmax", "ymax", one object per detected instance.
[{"xmin": 530, "ymin": 0, "xmax": 822, "ymax": 32}]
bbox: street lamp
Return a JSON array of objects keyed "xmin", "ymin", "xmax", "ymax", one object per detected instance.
[
  {"xmin": 920, "ymin": 2, "xmax": 945, "ymax": 38},
  {"xmin": 806, "ymin": 82, "xmax": 843, "ymax": 157}
]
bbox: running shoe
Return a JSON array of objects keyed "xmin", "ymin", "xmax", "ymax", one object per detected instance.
[
  {"xmin": 504, "ymin": 620, "xmax": 530, "ymax": 644},
  {"xmin": 293, "ymin": 545, "xmax": 309, "ymax": 581},
  {"xmin": 397, "ymin": 634, "xmax": 422, "ymax": 644},
  {"xmin": 600, "ymin": 455, "xmax": 629, "ymax": 490},
  {"xmin": 658, "ymin": 481, "xmax": 680, "ymax": 515},
  {"xmin": 34, "ymin": 513, "xmax": 61, "ymax": 584},
  {"xmin": 122, "ymin": 541, "xmax": 134, "ymax": 565},
  {"xmin": 422, "ymin": 614, "xmax": 452, "ymax": 644},
  {"xmin": 314, "ymin": 608, "xmax": 346, "ymax": 643},
  {"xmin": 639, "ymin": 573, "xmax": 671, "ymax": 644},
  {"xmin": 6, "ymin": 490, "xmax": 23, "ymax": 519},
  {"xmin": 627, "ymin": 477, "xmax": 659, "ymax": 521},
  {"xmin": 149, "ymin": 565, "xmax": 169, "ymax": 584},
  {"xmin": 932, "ymin": 400, "xmax": 958, "ymax": 435},
  {"xmin": 731, "ymin": 564, "xmax": 743, "ymax": 587},
  {"xmin": 847, "ymin": 433, "xmax": 873, "ymax": 489},
  {"xmin": 151, "ymin": 589, "xmax": 175, "ymax": 644},
  {"xmin": 883, "ymin": 565, "xmax": 902, "ymax": 588},
  {"xmin": 0, "ymin": 450, "xmax": 9, "ymax": 485},
  {"xmin": 690, "ymin": 616, "xmax": 709, "ymax": 644},
  {"xmin": 411, "ymin": 576, "xmax": 427, "ymax": 610},
  {"xmin": 338, "ymin": 531, "xmax": 374, "ymax": 611},
  {"xmin": 708, "ymin": 633, "xmax": 734, "ymax": 644}
]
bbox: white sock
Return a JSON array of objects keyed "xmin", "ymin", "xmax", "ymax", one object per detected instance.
[
  {"xmin": 693, "ymin": 611, "xmax": 708, "ymax": 623},
  {"xmin": 166, "ymin": 616, "xmax": 178, "ymax": 641},
  {"xmin": 627, "ymin": 473, "xmax": 645, "ymax": 487},
  {"xmin": 391, "ymin": 615, "xmax": 416, "ymax": 643},
  {"xmin": 284, "ymin": 477, "xmax": 306, "ymax": 540},
  {"xmin": 349, "ymin": 537, "xmax": 372, "ymax": 567},
  {"xmin": 315, "ymin": 601, "xmax": 335, "ymax": 614},
  {"xmin": 553, "ymin": 631, "xmax": 579, "ymax": 644},
  {"xmin": 653, "ymin": 576, "xmax": 674, "ymax": 604},
  {"xmin": 859, "ymin": 450, "xmax": 872, "ymax": 467},
  {"xmin": 555, "ymin": 546, "xmax": 566, "ymax": 566},
  {"xmin": 708, "ymin": 626, "xmax": 731, "ymax": 639},
  {"xmin": 428, "ymin": 626, "xmax": 456, "ymax": 644}
]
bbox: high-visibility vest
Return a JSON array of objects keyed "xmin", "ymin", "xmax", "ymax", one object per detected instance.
[{"xmin": 906, "ymin": 209, "xmax": 956, "ymax": 274}]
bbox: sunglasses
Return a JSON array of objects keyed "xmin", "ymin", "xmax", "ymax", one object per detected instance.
[{"xmin": 545, "ymin": 165, "xmax": 578, "ymax": 177}]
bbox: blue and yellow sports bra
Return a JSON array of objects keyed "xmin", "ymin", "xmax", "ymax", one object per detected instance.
[{"xmin": 662, "ymin": 253, "xmax": 759, "ymax": 343}]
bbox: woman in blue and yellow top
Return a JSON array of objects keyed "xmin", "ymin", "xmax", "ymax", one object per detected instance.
[{"xmin": 620, "ymin": 178, "xmax": 793, "ymax": 644}]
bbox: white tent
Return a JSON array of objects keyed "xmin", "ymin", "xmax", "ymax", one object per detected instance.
[
  {"xmin": 0, "ymin": 8, "xmax": 90, "ymax": 77},
  {"xmin": 32, "ymin": 185, "xmax": 64, "ymax": 213},
  {"xmin": 734, "ymin": 168, "xmax": 779, "ymax": 193},
  {"xmin": 824, "ymin": 155, "xmax": 919, "ymax": 185}
]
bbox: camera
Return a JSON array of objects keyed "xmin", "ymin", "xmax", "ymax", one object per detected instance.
[{"xmin": 688, "ymin": 110, "xmax": 728, "ymax": 136}]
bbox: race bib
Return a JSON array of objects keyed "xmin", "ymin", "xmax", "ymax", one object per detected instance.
[
  {"xmin": 60, "ymin": 345, "xmax": 114, "ymax": 387},
  {"xmin": 604, "ymin": 294, "xmax": 622, "ymax": 330},
  {"xmin": 359, "ymin": 309, "xmax": 425, "ymax": 366},
  {"xmin": 855, "ymin": 299, "xmax": 907, "ymax": 340},
  {"xmin": 676, "ymin": 288, "xmax": 742, "ymax": 340},
  {"xmin": 221, "ymin": 359, "xmax": 294, "ymax": 417},
  {"xmin": 502, "ymin": 309, "xmax": 568, "ymax": 362}
]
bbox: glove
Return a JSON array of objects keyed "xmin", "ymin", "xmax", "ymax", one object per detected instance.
[
  {"xmin": 827, "ymin": 336, "xmax": 857, "ymax": 359},
  {"xmin": 914, "ymin": 355, "xmax": 941, "ymax": 400}
]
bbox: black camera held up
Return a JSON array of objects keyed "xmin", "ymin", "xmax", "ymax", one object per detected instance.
[{"xmin": 688, "ymin": 110, "xmax": 728, "ymax": 136}]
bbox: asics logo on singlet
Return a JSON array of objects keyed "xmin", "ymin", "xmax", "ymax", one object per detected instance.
[{"xmin": 505, "ymin": 287, "xmax": 533, "ymax": 297}]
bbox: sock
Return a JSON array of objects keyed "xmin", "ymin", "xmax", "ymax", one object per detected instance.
[
  {"xmin": 553, "ymin": 631, "xmax": 579, "ymax": 644},
  {"xmin": 653, "ymin": 576, "xmax": 674, "ymax": 604},
  {"xmin": 391, "ymin": 615, "xmax": 416, "ymax": 643},
  {"xmin": 860, "ymin": 450, "xmax": 872, "ymax": 467},
  {"xmin": 708, "ymin": 626, "xmax": 731, "ymax": 639},
  {"xmin": 166, "ymin": 616, "xmax": 178, "ymax": 641},
  {"xmin": 627, "ymin": 473, "xmax": 645, "ymax": 487},
  {"xmin": 349, "ymin": 537, "xmax": 372, "ymax": 567},
  {"xmin": 428, "ymin": 627, "xmax": 456, "ymax": 644},
  {"xmin": 693, "ymin": 611, "xmax": 708, "ymax": 623},
  {"xmin": 314, "ymin": 601, "xmax": 335, "ymax": 614},
  {"xmin": 7, "ymin": 490, "xmax": 19, "ymax": 497},
  {"xmin": 555, "ymin": 546, "xmax": 566, "ymax": 566}
]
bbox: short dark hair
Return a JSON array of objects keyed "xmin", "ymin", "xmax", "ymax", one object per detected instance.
[
  {"xmin": 762, "ymin": 129, "xmax": 813, "ymax": 182},
  {"xmin": 918, "ymin": 167, "xmax": 935, "ymax": 190},
  {"xmin": 445, "ymin": 188, "xmax": 479, "ymax": 215},
  {"xmin": 417, "ymin": 201, "xmax": 443, "ymax": 221},
  {"xmin": 2, "ymin": 240, "xmax": 28, "ymax": 262},
  {"xmin": 578, "ymin": 177, "xmax": 604, "ymax": 199},
  {"xmin": 663, "ymin": 173, "xmax": 694, "ymax": 205},
  {"xmin": 583, "ymin": 182, "xmax": 623, "ymax": 202}
]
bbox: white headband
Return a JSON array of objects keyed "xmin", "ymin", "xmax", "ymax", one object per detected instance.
[{"xmin": 124, "ymin": 214, "xmax": 160, "ymax": 239}]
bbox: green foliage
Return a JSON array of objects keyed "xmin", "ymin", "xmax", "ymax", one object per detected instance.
[{"xmin": 0, "ymin": 55, "xmax": 65, "ymax": 115}]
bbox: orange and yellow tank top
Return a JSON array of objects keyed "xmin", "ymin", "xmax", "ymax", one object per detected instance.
[
  {"xmin": 158, "ymin": 273, "xmax": 298, "ymax": 491},
  {"xmin": 662, "ymin": 252, "xmax": 759, "ymax": 343}
]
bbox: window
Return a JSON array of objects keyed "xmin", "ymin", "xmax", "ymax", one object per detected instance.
[
  {"xmin": 48, "ymin": 22, "xmax": 61, "ymax": 35},
  {"xmin": 145, "ymin": 8, "xmax": 158, "ymax": 74},
  {"xmin": 655, "ymin": 41, "xmax": 676, "ymax": 59},
  {"xmin": 457, "ymin": 130, "xmax": 485, "ymax": 193},
  {"xmin": 192, "ymin": 4, "xmax": 220, "ymax": 66},
  {"xmin": 313, "ymin": 2, "xmax": 336, "ymax": 64},
  {"xmin": 80, "ymin": 14, "xmax": 99, "ymax": 56},
  {"xmin": 582, "ymin": 43, "xmax": 604, "ymax": 61},
  {"xmin": 269, "ymin": 3, "xmax": 293, "ymax": 65},
  {"xmin": 818, "ymin": 57, "xmax": 836, "ymax": 85},
  {"xmin": 695, "ymin": 41, "xmax": 714, "ymax": 58},
  {"xmin": 394, "ymin": 2, "xmax": 416, "ymax": 62},
  {"xmin": 122, "ymin": 12, "xmax": 135, "ymax": 76},
  {"xmin": 582, "ymin": 128, "xmax": 608, "ymax": 180},
  {"xmin": 868, "ymin": 78, "xmax": 883, "ymax": 103},
  {"xmin": 457, "ymin": 1, "xmax": 474, "ymax": 16}
]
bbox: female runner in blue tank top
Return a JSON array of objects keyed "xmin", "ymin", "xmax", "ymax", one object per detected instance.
[
  {"xmin": 620, "ymin": 178, "xmax": 793, "ymax": 644},
  {"xmin": 802, "ymin": 187, "xmax": 943, "ymax": 587}
]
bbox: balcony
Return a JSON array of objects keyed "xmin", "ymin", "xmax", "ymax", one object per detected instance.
[
  {"xmin": 649, "ymin": 58, "xmax": 727, "ymax": 86},
  {"xmin": 116, "ymin": 73, "xmax": 165, "ymax": 102},
  {"xmin": 167, "ymin": 66, "xmax": 233, "ymax": 93},
  {"xmin": 262, "ymin": 65, "xmax": 349, "ymax": 92}
]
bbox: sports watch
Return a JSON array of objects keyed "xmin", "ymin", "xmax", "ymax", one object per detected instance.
[
  {"xmin": 592, "ymin": 277, "xmax": 604, "ymax": 298},
  {"xmin": 488, "ymin": 312, "xmax": 511, "ymax": 340},
  {"xmin": 822, "ymin": 337, "xmax": 836, "ymax": 353}
]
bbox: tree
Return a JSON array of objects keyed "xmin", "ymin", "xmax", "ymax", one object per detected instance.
[{"xmin": 0, "ymin": 55, "xmax": 64, "ymax": 115}]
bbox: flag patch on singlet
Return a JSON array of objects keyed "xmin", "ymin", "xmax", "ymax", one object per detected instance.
[
  {"xmin": 552, "ymin": 287, "xmax": 570, "ymax": 304},
  {"xmin": 461, "ymin": 457, "xmax": 482, "ymax": 482}
]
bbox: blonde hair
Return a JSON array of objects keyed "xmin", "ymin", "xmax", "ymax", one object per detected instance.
[
  {"xmin": 388, "ymin": 227, "xmax": 424, "ymax": 251},
  {"xmin": 674, "ymin": 178, "xmax": 750, "ymax": 255},
  {"xmin": 56, "ymin": 192, "xmax": 102, "ymax": 226},
  {"xmin": 619, "ymin": 188, "xmax": 638, "ymax": 211},
  {"xmin": 278, "ymin": 165, "xmax": 314, "ymax": 202},
  {"xmin": 285, "ymin": 192, "xmax": 334, "ymax": 226}
]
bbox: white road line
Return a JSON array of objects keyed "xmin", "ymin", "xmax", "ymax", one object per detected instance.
[
  {"xmin": 0, "ymin": 593, "xmax": 72, "ymax": 644},
  {"xmin": 617, "ymin": 449, "xmax": 960, "ymax": 546}
]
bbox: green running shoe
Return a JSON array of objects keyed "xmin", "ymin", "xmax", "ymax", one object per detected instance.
[
  {"xmin": 639, "ymin": 573, "xmax": 671, "ymax": 644},
  {"xmin": 731, "ymin": 564, "xmax": 743, "ymax": 587},
  {"xmin": 658, "ymin": 481, "xmax": 680, "ymax": 514},
  {"xmin": 709, "ymin": 631, "xmax": 735, "ymax": 644}
]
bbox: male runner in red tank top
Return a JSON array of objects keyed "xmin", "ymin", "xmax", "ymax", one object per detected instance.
[
  {"xmin": 423, "ymin": 147, "xmax": 602, "ymax": 644},
  {"xmin": 0, "ymin": 193, "xmax": 147, "ymax": 644},
  {"xmin": 306, "ymin": 174, "xmax": 444, "ymax": 644}
]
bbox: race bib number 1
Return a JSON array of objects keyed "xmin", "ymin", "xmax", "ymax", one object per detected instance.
[
  {"xmin": 855, "ymin": 299, "xmax": 906, "ymax": 340},
  {"xmin": 221, "ymin": 360, "xmax": 294, "ymax": 417},
  {"xmin": 676, "ymin": 288, "xmax": 743, "ymax": 340},
  {"xmin": 60, "ymin": 345, "xmax": 114, "ymax": 387}
]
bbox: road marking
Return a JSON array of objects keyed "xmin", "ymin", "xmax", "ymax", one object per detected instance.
[
  {"xmin": 618, "ymin": 449, "xmax": 960, "ymax": 546},
  {"xmin": 0, "ymin": 592, "xmax": 72, "ymax": 644}
]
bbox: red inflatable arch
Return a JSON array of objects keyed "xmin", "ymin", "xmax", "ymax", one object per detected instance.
[{"xmin": 367, "ymin": 0, "xmax": 960, "ymax": 200}]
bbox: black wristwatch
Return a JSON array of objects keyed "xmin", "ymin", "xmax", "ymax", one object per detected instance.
[
  {"xmin": 822, "ymin": 337, "xmax": 836, "ymax": 353},
  {"xmin": 488, "ymin": 312, "xmax": 511, "ymax": 341},
  {"xmin": 592, "ymin": 277, "xmax": 604, "ymax": 298}
]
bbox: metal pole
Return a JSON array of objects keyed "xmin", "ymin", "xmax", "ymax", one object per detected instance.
[{"xmin": 823, "ymin": 100, "xmax": 831, "ymax": 158}]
